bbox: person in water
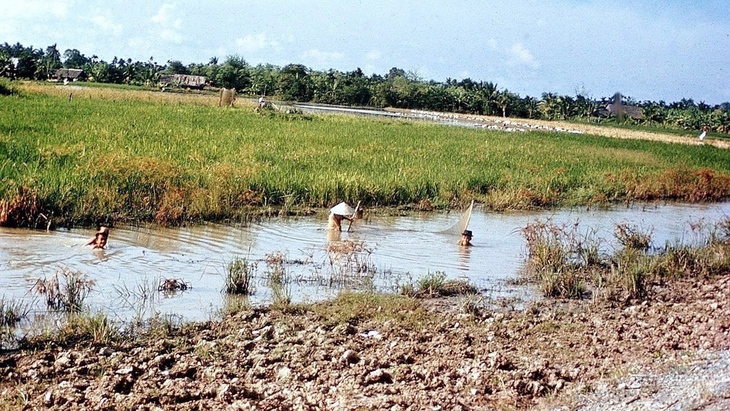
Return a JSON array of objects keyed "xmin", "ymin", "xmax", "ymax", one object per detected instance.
[
  {"xmin": 87, "ymin": 226, "xmax": 110, "ymax": 249},
  {"xmin": 327, "ymin": 209, "xmax": 363, "ymax": 231},
  {"xmin": 458, "ymin": 230, "xmax": 473, "ymax": 246},
  {"xmin": 327, "ymin": 202, "xmax": 363, "ymax": 231},
  {"xmin": 328, "ymin": 212, "xmax": 352, "ymax": 231}
]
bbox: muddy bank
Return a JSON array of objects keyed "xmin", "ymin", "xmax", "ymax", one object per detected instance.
[{"xmin": 1, "ymin": 272, "xmax": 728, "ymax": 410}]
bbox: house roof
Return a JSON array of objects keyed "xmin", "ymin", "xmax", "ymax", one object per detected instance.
[
  {"xmin": 605, "ymin": 103, "xmax": 644, "ymax": 120},
  {"xmin": 54, "ymin": 68, "xmax": 85, "ymax": 79}
]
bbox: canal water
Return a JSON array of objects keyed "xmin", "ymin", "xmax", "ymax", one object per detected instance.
[{"xmin": 1, "ymin": 202, "xmax": 728, "ymax": 324}]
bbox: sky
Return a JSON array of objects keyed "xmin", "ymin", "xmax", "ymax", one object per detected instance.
[{"xmin": 2, "ymin": 0, "xmax": 729, "ymax": 104}]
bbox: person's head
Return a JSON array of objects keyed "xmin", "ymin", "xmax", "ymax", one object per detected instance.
[
  {"xmin": 96, "ymin": 226, "xmax": 109, "ymax": 247},
  {"xmin": 462, "ymin": 230, "xmax": 473, "ymax": 239}
]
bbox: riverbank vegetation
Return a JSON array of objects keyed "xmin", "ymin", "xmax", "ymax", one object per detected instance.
[
  {"xmin": 2, "ymin": 82, "xmax": 730, "ymax": 228},
  {"xmin": 521, "ymin": 217, "xmax": 730, "ymax": 301}
]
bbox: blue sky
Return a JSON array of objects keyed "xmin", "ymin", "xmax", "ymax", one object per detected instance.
[{"xmin": 2, "ymin": 0, "xmax": 728, "ymax": 104}]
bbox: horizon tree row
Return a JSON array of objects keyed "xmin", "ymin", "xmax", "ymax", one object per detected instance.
[{"xmin": 2, "ymin": 42, "xmax": 728, "ymax": 134}]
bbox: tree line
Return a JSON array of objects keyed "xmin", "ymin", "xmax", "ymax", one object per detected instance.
[{"xmin": 2, "ymin": 42, "xmax": 729, "ymax": 134}]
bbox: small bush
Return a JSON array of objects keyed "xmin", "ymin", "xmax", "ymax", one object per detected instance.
[
  {"xmin": 459, "ymin": 294, "xmax": 484, "ymax": 316},
  {"xmin": 225, "ymin": 257, "xmax": 256, "ymax": 295},
  {"xmin": 417, "ymin": 272, "xmax": 446, "ymax": 296}
]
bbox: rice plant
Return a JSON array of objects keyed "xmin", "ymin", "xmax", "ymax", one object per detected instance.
[{"xmin": 2, "ymin": 83, "xmax": 730, "ymax": 228}]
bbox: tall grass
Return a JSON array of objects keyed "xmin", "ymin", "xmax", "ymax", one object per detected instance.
[
  {"xmin": 0, "ymin": 296, "xmax": 30, "ymax": 328},
  {"xmin": 34, "ymin": 268, "xmax": 95, "ymax": 312},
  {"xmin": 224, "ymin": 257, "xmax": 256, "ymax": 295},
  {"xmin": 2, "ymin": 83, "xmax": 730, "ymax": 227},
  {"xmin": 522, "ymin": 217, "xmax": 730, "ymax": 301}
]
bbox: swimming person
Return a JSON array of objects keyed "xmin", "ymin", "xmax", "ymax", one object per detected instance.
[
  {"xmin": 87, "ymin": 226, "xmax": 110, "ymax": 249},
  {"xmin": 458, "ymin": 230, "xmax": 473, "ymax": 246}
]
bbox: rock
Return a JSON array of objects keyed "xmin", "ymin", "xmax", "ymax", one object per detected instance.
[
  {"xmin": 277, "ymin": 366, "xmax": 291, "ymax": 381},
  {"xmin": 365, "ymin": 369, "xmax": 393, "ymax": 385},
  {"xmin": 98, "ymin": 347, "xmax": 113, "ymax": 356},
  {"xmin": 340, "ymin": 350, "xmax": 360, "ymax": 365}
]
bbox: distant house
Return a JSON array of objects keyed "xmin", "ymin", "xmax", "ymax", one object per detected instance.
[
  {"xmin": 600, "ymin": 103, "xmax": 644, "ymax": 120},
  {"xmin": 52, "ymin": 68, "xmax": 86, "ymax": 82},
  {"xmin": 159, "ymin": 74, "xmax": 207, "ymax": 89}
]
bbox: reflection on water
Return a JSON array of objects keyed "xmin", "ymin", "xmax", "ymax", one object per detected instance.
[{"xmin": 1, "ymin": 202, "xmax": 728, "ymax": 323}]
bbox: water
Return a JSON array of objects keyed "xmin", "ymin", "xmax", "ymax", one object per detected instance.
[{"xmin": 1, "ymin": 202, "xmax": 728, "ymax": 323}]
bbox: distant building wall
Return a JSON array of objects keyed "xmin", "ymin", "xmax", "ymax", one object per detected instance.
[{"xmin": 159, "ymin": 74, "xmax": 207, "ymax": 89}]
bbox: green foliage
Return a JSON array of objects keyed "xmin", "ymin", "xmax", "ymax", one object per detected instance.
[
  {"xmin": 0, "ymin": 78, "xmax": 18, "ymax": 96},
  {"xmin": 2, "ymin": 85, "xmax": 730, "ymax": 227}
]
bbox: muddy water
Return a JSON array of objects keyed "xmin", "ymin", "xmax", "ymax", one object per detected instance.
[{"xmin": 1, "ymin": 202, "xmax": 729, "ymax": 324}]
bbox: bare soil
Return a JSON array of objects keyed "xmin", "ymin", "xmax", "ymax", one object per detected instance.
[{"xmin": 1, "ymin": 272, "xmax": 728, "ymax": 410}]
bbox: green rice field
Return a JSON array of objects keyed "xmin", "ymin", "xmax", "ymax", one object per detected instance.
[{"xmin": 1, "ymin": 82, "xmax": 730, "ymax": 227}]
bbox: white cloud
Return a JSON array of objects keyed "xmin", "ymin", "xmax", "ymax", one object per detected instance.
[
  {"xmin": 507, "ymin": 43, "xmax": 539, "ymax": 69},
  {"xmin": 159, "ymin": 29, "xmax": 183, "ymax": 44},
  {"xmin": 366, "ymin": 50, "xmax": 382, "ymax": 61},
  {"xmin": 2, "ymin": 0, "xmax": 67, "ymax": 19},
  {"xmin": 151, "ymin": 3, "xmax": 180, "ymax": 28},
  {"xmin": 300, "ymin": 49, "xmax": 345, "ymax": 68},
  {"xmin": 151, "ymin": 3, "xmax": 184, "ymax": 43},
  {"xmin": 235, "ymin": 34, "xmax": 279, "ymax": 53},
  {"xmin": 90, "ymin": 14, "xmax": 122, "ymax": 35}
]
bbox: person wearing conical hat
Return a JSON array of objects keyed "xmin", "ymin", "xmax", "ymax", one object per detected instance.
[
  {"xmin": 87, "ymin": 226, "xmax": 110, "ymax": 249},
  {"xmin": 327, "ymin": 202, "xmax": 361, "ymax": 231},
  {"xmin": 458, "ymin": 229, "xmax": 473, "ymax": 246}
]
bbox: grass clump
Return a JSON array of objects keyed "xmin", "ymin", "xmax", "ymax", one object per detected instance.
[
  {"xmin": 21, "ymin": 312, "xmax": 119, "ymax": 348},
  {"xmin": 225, "ymin": 257, "xmax": 256, "ymax": 295},
  {"xmin": 614, "ymin": 222, "xmax": 652, "ymax": 251},
  {"xmin": 34, "ymin": 268, "xmax": 95, "ymax": 312},
  {"xmin": 314, "ymin": 292, "xmax": 427, "ymax": 328},
  {"xmin": 521, "ymin": 220, "xmax": 596, "ymax": 298},
  {"xmin": 0, "ymin": 296, "xmax": 30, "ymax": 328},
  {"xmin": 400, "ymin": 272, "xmax": 479, "ymax": 298}
]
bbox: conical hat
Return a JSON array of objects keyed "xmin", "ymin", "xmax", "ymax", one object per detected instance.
[{"xmin": 330, "ymin": 202, "xmax": 355, "ymax": 215}]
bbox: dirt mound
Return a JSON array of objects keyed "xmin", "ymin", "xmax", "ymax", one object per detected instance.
[{"xmin": 1, "ymin": 274, "xmax": 728, "ymax": 410}]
